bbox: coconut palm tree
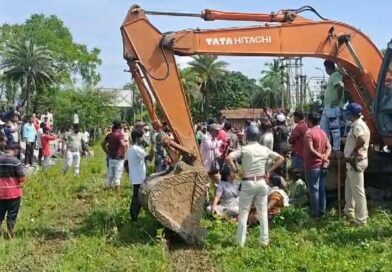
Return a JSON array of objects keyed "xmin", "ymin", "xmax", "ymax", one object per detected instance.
[
  {"xmin": 188, "ymin": 55, "xmax": 228, "ymax": 119},
  {"xmin": 180, "ymin": 67, "xmax": 202, "ymax": 104},
  {"xmin": 259, "ymin": 59, "xmax": 287, "ymax": 108},
  {"xmin": 0, "ymin": 39, "xmax": 56, "ymax": 114}
]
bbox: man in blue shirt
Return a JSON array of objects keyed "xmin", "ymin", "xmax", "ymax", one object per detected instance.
[{"xmin": 22, "ymin": 116, "xmax": 37, "ymax": 166}]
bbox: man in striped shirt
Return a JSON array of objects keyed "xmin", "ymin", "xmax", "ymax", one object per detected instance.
[{"xmin": 0, "ymin": 143, "xmax": 26, "ymax": 239}]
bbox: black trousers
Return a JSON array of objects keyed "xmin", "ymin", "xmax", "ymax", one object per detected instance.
[
  {"xmin": 38, "ymin": 148, "xmax": 43, "ymax": 166},
  {"xmin": 25, "ymin": 141, "xmax": 35, "ymax": 165},
  {"xmin": 0, "ymin": 198, "xmax": 21, "ymax": 228},
  {"xmin": 130, "ymin": 184, "xmax": 141, "ymax": 221}
]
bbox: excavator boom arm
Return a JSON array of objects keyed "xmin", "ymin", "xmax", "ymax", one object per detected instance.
[{"xmin": 122, "ymin": 5, "xmax": 385, "ymax": 159}]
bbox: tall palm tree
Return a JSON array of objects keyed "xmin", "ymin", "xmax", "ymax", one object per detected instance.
[
  {"xmin": 259, "ymin": 59, "xmax": 286, "ymax": 108},
  {"xmin": 188, "ymin": 55, "xmax": 227, "ymax": 119},
  {"xmin": 1, "ymin": 39, "xmax": 56, "ymax": 114},
  {"xmin": 180, "ymin": 67, "xmax": 202, "ymax": 104}
]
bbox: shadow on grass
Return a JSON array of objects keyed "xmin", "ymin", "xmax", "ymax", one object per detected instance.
[{"xmin": 21, "ymin": 227, "xmax": 73, "ymax": 241}]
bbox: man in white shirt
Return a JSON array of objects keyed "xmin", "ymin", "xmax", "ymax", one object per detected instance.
[
  {"xmin": 47, "ymin": 108, "xmax": 54, "ymax": 129},
  {"xmin": 73, "ymin": 110, "xmax": 79, "ymax": 125},
  {"xmin": 226, "ymin": 125, "xmax": 284, "ymax": 247},
  {"xmin": 63, "ymin": 124, "xmax": 83, "ymax": 176},
  {"xmin": 200, "ymin": 123, "xmax": 221, "ymax": 173},
  {"xmin": 128, "ymin": 128, "xmax": 154, "ymax": 222},
  {"xmin": 82, "ymin": 129, "xmax": 90, "ymax": 145}
]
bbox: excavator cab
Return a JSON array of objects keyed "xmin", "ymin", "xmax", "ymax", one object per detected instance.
[{"xmin": 374, "ymin": 40, "xmax": 392, "ymax": 137}]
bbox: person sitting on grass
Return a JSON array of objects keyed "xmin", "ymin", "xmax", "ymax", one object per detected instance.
[
  {"xmin": 0, "ymin": 143, "xmax": 26, "ymax": 239},
  {"xmin": 268, "ymin": 175, "xmax": 289, "ymax": 220},
  {"xmin": 288, "ymin": 168, "xmax": 308, "ymax": 207},
  {"xmin": 207, "ymin": 164, "xmax": 239, "ymax": 219}
]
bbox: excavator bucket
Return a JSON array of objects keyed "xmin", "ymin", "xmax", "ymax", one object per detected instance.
[{"xmin": 139, "ymin": 162, "xmax": 210, "ymax": 244}]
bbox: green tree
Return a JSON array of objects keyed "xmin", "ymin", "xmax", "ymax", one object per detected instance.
[
  {"xmin": 53, "ymin": 88, "xmax": 119, "ymax": 129},
  {"xmin": 0, "ymin": 39, "xmax": 56, "ymax": 114},
  {"xmin": 180, "ymin": 67, "xmax": 203, "ymax": 121},
  {"xmin": 188, "ymin": 55, "xmax": 228, "ymax": 119},
  {"xmin": 0, "ymin": 14, "xmax": 101, "ymax": 86},
  {"xmin": 210, "ymin": 71, "xmax": 257, "ymax": 115},
  {"xmin": 256, "ymin": 59, "xmax": 287, "ymax": 108}
]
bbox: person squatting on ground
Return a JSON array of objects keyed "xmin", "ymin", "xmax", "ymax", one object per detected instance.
[
  {"xmin": 343, "ymin": 103, "xmax": 370, "ymax": 226},
  {"xmin": 207, "ymin": 164, "xmax": 240, "ymax": 218},
  {"xmin": 102, "ymin": 120, "xmax": 126, "ymax": 192},
  {"xmin": 288, "ymin": 168, "xmax": 308, "ymax": 207},
  {"xmin": 22, "ymin": 115, "xmax": 37, "ymax": 167},
  {"xmin": 267, "ymin": 175, "xmax": 289, "ymax": 220},
  {"xmin": 304, "ymin": 112, "xmax": 331, "ymax": 218},
  {"xmin": 128, "ymin": 128, "xmax": 154, "ymax": 222},
  {"xmin": 0, "ymin": 143, "xmax": 26, "ymax": 239},
  {"xmin": 63, "ymin": 124, "xmax": 83, "ymax": 176},
  {"xmin": 226, "ymin": 125, "xmax": 284, "ymax": 247},
  {"xmin": 320, "ymin": 60, "xmax": 344, "ymax": 151}
]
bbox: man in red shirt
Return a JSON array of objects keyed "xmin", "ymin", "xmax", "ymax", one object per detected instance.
[
  {"xmin": 102, "ymin": 120, "xmax": 126, "ymax": 192},
  {"xmin": 303, "ymin": 112, "xmax": 331, "ymax": 218},
  {"xmin": 0, "ymin": 143, "xmax": 26, "ymax": 239},
  {"xmin": 289, "ymin": 110, "xmax": 309, "ymax": 173},
  {"xmin": 41, "ymin": 127, "xmax": 57, "ymax": 167}
]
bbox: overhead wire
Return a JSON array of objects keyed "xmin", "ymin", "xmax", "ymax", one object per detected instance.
[{"xmin": 287, "ymin": 6, "xmax": 328, "ymax": 21}]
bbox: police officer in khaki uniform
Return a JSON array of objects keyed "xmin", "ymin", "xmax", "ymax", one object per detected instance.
[
  {"xmin": 343, "ymin": 103, "xmax": 370, "ymax": 225},
  {"xmin": 226, "ymin": 125, "xmax": 284, "ymax": 247}
]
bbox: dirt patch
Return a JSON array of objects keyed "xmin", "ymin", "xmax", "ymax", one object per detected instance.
[
  {"xmin": 166, "ymin": 231, "xmax": 217, "ymax": 272},
  {"xmin": 169, "ymin": 247, "xmax": 216, "ymax": 272}
]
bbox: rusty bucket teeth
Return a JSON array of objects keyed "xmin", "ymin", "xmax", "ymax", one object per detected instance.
[{"xmin": 139, "ymin": 162, "xmax": 210, "ymax": 244}]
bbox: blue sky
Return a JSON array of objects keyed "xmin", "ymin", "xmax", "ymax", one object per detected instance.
[{"xmin": 0, "ymin": 0, "xmax": 389, "ymax": 88}]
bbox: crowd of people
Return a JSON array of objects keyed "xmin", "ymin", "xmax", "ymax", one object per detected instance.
[
  {"xmin": 0, "ymin": 108, "xmax": 94, "ymax": 238},
  {"xmin": 0, "ymin": 60, "xmax": 372, "ymax": 247},
  {"xmin": 97, "ymin": 60, "xmax": 372, "ymax": 247},
  {"xmin": 197, "ymin": 101, "xmax": 369, "ymax": 246},
  {"xmin": 197, "ymin": 60, "xmax": 371, "ymax": 247}
]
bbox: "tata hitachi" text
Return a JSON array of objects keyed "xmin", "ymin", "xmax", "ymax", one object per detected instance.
[{"xmin": 205, "ymin": 36, "xmax": 272, "ymax": 46}]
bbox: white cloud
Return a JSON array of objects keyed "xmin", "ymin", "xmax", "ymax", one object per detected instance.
[{"xmin": 175, "ymin": 56, "xmax": 193, "ymax": 69}]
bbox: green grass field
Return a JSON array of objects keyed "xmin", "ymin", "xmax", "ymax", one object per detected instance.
[{"xmin": 0, "ymin": 146, "xmax": 391, "ymax": 271}]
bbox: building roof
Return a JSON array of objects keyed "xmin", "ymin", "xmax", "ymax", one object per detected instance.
[{"xmin": 220, "ymin": 108, "xmax": 264, "ymax": 120}]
